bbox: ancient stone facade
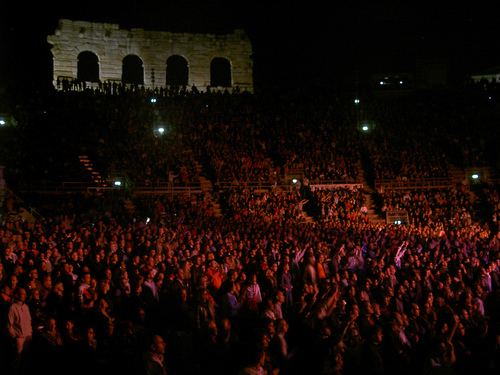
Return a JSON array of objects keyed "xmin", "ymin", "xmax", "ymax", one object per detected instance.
[{"xmin": 47, "ymin": 19, "xmax": 253, "ymax": 92}]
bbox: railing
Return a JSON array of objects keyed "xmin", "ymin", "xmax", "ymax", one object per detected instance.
[
  {"xmin": 374, "ymin": 177, "xmax": 454, "ymax": 190},
  {"xmin": 217, "ymin": 178, "xmax": 362, "ymax": 192},
  {"xmin": 18, "ymin": 177, "xmax": 363, "ymax": 196},
  {"xmin": 310, "ymin": 182, "xmax": 363, "ymax": 191},
  {"xmin": 133, "ymin": 182, "xmax": 202, "ymax": 195},
  {"xmin": 17, "ymin": 181, "xmax": 115, "ymax": 194},
  {"xmin": 15, "ymin": 181, "xmax": 204, "ymax": 195},
  {"xmin": 386, "ymin": 210, "xmax": 409, "ymax": 225},
  {"xmin": 218, "ymin": 180, "xmax": 277, "ymax": 191}
]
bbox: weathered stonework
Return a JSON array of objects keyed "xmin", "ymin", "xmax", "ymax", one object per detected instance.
[{"xmin": 47, "ymin": 19, "xmax": 253, "ymax": 92}]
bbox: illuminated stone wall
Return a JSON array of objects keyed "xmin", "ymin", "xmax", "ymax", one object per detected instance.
[{"xmin": 47, "ymin": 19, "xmax": 253, "ymax": 92}]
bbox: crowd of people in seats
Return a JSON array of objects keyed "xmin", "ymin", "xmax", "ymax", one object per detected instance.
[
  {"xmin": 3, "ymin": 80, "xmax": 500, "ymax": 191},
  {"xmin": 0, "ymin": 89, "xmax": 202, "ymax": 189},
  {"xmin": 0, "ymin": 83, "xmax": 500, "ymax": 375},
  {"xmin": 489, "ymin": 187, "xmax": 500, "ymax": 232},
  {"xmin": 312, "ymin": 187, "xmax": 367, "ymax": 224},
  {"xmin": 1, "ymin": 179, "xmax": 500, "ymax": 375},
  {"xmin": 2, "ymin": 87, "xmax": 365, "ymax": 193},
  {"xmin": 368, "ymin": 144, "xmax": 452, "ymax": 181},
  {"xmin": 224, "ymin": 189, "xmax": 312, "ymax": 224},
  {"xmin": 379, "ymin": 184, "xmax": 474, "ymax": 230}
]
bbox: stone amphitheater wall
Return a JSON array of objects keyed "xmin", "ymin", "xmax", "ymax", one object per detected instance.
[{"xmin": 47, "ymin": 19, "xmax": 253, "ymax": 92}]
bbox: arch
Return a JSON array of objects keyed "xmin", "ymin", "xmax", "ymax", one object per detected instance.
[
  {"xmin": 122, "ymin": 55, "xmax": 144, "ymax": 85},
  {"xmin": 210, "ymin": 57, "xmax": 231, "ymax": 87},
  {"xmin": 166, "ymin": 55, "xmax": 189, "ymax": 87},
  {"xmin": 77, "ymin": 51, "xmax": 99, "ymax": 82}
]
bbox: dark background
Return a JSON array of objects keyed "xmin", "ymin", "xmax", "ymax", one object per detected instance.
[{"xmin": 1, "ymin": 0, "xmax": 500, "ymax": 94}]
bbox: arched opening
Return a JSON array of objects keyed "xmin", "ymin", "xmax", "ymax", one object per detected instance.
[
  {"xmin": 77, "ymin": 51, "xmax": 99, "ymax": 82},
  {"xmin": 210, "ymin": 57, "xmax": 231, "ymax": 87},
  {"xmin": 166, "ymin": 55, "xmax": 189, "ymax": 87},
  {"xmin": 122, "ymin": 55, "xmax": 144, "ymax": 85}
]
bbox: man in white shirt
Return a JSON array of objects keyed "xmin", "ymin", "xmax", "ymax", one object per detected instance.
[{"xmin": 7, "ymin": 287, "xmax": 32, "ymax": 374}]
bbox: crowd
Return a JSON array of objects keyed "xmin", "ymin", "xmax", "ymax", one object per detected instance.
[
  {"xmin": 1, "ymin": 180, "xmax": 500, "ymax": 375},
  {"xmin": 0, "ymin": 83, "xmax": 500, "ymax": 375},
  {"xmin": 312, "ymin": 186, "xmax": 367, "ymax": 224},
  {"xmin": 379, "ymin": 185, "xmax": 474, "ymax": 230},
  {"xmin": 1, "ymin": 87, "xmax": 364, "ymax": 193}
]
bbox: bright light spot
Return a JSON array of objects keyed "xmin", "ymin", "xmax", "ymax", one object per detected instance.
[
  {"xmin": 399, "ymin": 81, "xmax": 403, "ymax": 84},
  {"xmin": 157, "ymin": 127, "xmax": 165, "ymax": 134},
  {"xmin": 354, "ymin": 99, "xmax": 360, "ymax": 104},
  {"xmin": 471, "ymin": 174, "xmax": 479, "ymax": 179},
  {"xmin": 0, "ymin": 120, "xmax": 5, "ymax": 125},
  {"xmin": 362, "ymin": 125, "xmax": 369, "ymax": 131},
  {"xmin": 292, "ymin": 179, "xmax": 298, "ymax": 184},
  {"xmin": 380, "ymin": 81, "xmax": 385, "ymax": 85},
  {"xmin": 146, "ymin": 217, "xmax": 150, "ymax": 223},
  {"xmin": 395, "ymin": 220, "xmax": 402, "ymax": 225},
  {"xmin": 151, "ymin": 98, "xmax": 157, "ymax": 103},
  {"xmin": 114, "ymin": 181, "xmax": 122, "ymax": 186}
]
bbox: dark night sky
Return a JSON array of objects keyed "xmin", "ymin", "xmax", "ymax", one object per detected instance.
[{"xmin": 1, "ymin": 0, "xmax": 500, "ymax": 93}]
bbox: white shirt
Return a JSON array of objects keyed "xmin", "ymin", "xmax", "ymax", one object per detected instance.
[
  {"xmin": 8, "ymin": 301, "xmax": 32, "ymax": 339},
  {"xmin": 246, "ymin": 283, "xmax": 262, "ymax": 303}
]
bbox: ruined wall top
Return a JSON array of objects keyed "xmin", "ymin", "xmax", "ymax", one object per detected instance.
[{"xmin": 47, "ymin": 19, "xmax": 254, "ymax": 92}]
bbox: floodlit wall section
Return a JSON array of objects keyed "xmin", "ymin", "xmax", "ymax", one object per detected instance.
[{"xmin": 47, "ymin": 19, "xmax": 253, "ymax": 92}]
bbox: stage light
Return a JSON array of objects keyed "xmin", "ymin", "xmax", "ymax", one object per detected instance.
[
  {"xmin": 114, "ymin": 181, "xmax": 122, "ymax": 186},
  {"xmin": 471, "ymin": 174, "xmax": 479, "ymax": 180}
]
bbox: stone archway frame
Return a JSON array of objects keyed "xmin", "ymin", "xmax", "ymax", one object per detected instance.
[
  {"xmin": 209, "ymin": 56, "xmax": 233, "ymax": 88},
  {"xmin": 121, "ymin": 54, "xmax": 145, "ymax": 85},
  {"xmin": 76, "ymin": 50, "xmax": 100, "ymax": 83},
  {"xmin": 165, "ymin": 54, "xmax": 190, "ymax": 87},
  {"xmin": 51, "ymin": 43, "xmax": 104, "ymax": 82},
  {"xmin": 48, "ymin": 19, "xmax": 254, "ymax": 92},
  {"xmin": 161, "ymin": 47, "xmax": 195, "ymax": 88}
]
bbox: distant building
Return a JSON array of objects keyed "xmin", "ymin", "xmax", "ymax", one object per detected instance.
[
  {"xmin": 470, "ymin": 66, "xmax": 500, "ymax": 84},
  {"xmin": 370, "ymin": 59, "xmax": 448, "ymax": 95},
  {"xmin": 371, "ymin": 72, "xmax": 414, "ymax": 94}
]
